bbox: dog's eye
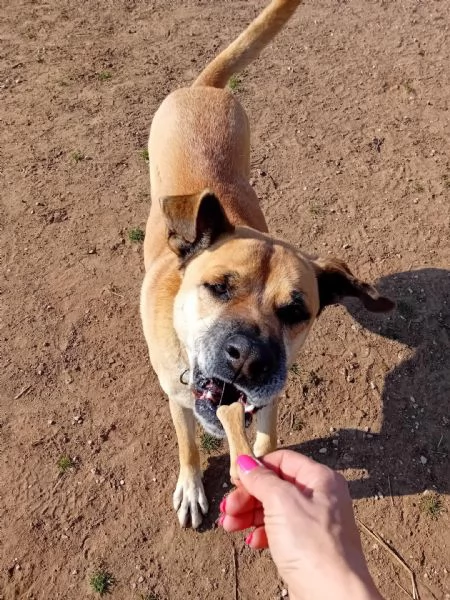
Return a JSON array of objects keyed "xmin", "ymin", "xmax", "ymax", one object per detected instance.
[
  {"xmin": 277, "ymin": 293, "xmax": 310, "ymax": 326},
  {"xmin": 204, "ymin": 281, "xmax": 230, "ymax": 300}
]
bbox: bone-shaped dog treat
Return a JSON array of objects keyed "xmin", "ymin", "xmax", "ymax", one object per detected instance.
[{"xmin": 217, "ymin": 402, "xmax": 254, "ymax": 482}]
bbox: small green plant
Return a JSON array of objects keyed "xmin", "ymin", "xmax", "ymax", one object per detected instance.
[
  {"xmin": 309, "ymin": 204, "xmax": 323, "ymax": 216},
  {"xmin": 228, "ymin": 74, "xmax": 241, "ymax": 91},
  {"xmin": 290, "ymin": 363, "xmax": 301, "ymax": 376},
  {"xmin": 403, "ymin": 80, "xmax": 416, "ymax": 95},
  {"xmin": 90, "ymin": 569, "xmax": 115, "ymax": 595},
  {"xmin": 98, "ymin": 70, "xmax": 112, "ymax": 81},
  {"xmin": 128, "ymin": 227, "xmax": 145, "ymax": 243},
  {"xmin": 72, "ymin": 151, "xmax": 85, "ymax": 163},
  {"xmin": 57, "ymin": 455, "xmax": 74, "ymax": 473},
  {"xmin": 201, "ymin": 433, "xmax": 222, "ymax": 454},
  {"xmin": 420, "ymin": 494, "xmax": 444, "ymax": 520},
  {"xmin": 140, "ymin": 148, "xmax": 149, "ymax": 162}
]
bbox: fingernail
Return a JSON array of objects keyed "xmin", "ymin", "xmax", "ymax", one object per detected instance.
[
  {"xmin": 237, "ymin": 455, "xmax": 261, "ymax": 473},
  {"xmin": 219, "ymin": 497, "xmax": 227, "ymax": 513},
  {"xmin": 217, "ymin": 514, "xmax": 225, "ymax": 527},
  {"xmin": 245, "ymin": 532, "xmax": 253, "ymax": 545}
]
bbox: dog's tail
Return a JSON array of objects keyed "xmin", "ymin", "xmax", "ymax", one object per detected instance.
[{"xmin": 193, "ymin": 0, "xmax": 301, "ymax": 88}]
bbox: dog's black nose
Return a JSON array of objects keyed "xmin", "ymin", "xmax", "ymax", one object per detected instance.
[{"xmin": 225, "ymin": 334, "xmax": 276, "ymax": 380}]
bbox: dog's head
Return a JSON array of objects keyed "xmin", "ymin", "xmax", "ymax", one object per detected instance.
[{"xmin": 162, "ymin": 189, "xmax": 394, "ymax": 436}]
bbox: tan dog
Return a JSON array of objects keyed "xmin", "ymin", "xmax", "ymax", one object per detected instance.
[{"xmin": 140, "ymin": 0, "xmax": 393, "ymax": 529}]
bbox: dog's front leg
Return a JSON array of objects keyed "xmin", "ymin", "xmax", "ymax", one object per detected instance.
[
  {"xmin": 169, "ymin": 398, "xmax": 208, "ymax": 529},
  {"xmin": 253, "ymin": 399, "xmax": 278, "ymax": 458}
]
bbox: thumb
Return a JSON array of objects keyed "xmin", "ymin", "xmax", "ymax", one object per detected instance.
[{"xmin": 237, "ymin": 455, "xmax": 292, "ymax": 505}]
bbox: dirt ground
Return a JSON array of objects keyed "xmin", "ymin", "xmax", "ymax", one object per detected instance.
[{"xmin": 1, "ymin": 0, "xmax": 449, "ymax": 598}]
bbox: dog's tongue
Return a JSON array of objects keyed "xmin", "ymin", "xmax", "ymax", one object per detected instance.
[
  {"xmin": 193, "ymin": 378, "xmax": 255, "ymax": 427},
  {"xmin": 195, "ymin": 379, "xmax": 242, "ymax": 405}
]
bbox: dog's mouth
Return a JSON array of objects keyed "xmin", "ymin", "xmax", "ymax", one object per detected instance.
[{"xmin": 193, "ymin": 376, "xmax": 258, "ymax": 427}]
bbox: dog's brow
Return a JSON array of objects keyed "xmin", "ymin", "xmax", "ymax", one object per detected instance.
[
  {"xmin": 278, "ymin": 290, "xmax": 309, "ymax": 310},
  {"xmin": 212, "ymin": 270, "xmax": 239, "ymax": 283}
]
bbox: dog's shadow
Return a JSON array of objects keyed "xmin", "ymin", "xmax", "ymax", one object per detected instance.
[{"xmin": 203, "ymin": 268, "xmax": 449, "ymax": 511}]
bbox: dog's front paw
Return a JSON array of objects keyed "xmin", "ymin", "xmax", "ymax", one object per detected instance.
[{"xmin": 173, "ymin": 468, "xmax": 209, "ymax": 529}]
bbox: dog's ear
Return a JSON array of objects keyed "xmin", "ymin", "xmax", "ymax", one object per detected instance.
[
  {"xmin": 314, "ymin": 257, "xmax": 395, "ymax": 313},
  {"xmin": 161, "ymin": 189, "xmax": 234, "ymax": 260}
]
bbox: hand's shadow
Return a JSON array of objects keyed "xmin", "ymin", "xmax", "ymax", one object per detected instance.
[{"xmin": 290, "ymin": 267, "xmax": 449, "ymax": 498}]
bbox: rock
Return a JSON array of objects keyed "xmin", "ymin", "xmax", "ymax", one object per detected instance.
[
  {"xmin": 119, "ymin": 479, "xmax": 125, "ymax": 486},
  {"xmin": 281, "ymin": 590, "xmax": 288, "ymax": 598},
  {"xmin": 420, "ymin": 456, "xmax": 427, "ymax": 465},
  {"xmin": 319, "ymin": 447, "xmax": 327, "ymax": 454}
]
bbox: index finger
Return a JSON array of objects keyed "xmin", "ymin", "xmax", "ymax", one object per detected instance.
[{"xmin": 260, "ymin": 449, "xmax": 336, "ymax": 494}]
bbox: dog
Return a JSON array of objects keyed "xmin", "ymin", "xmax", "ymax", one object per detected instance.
[{"xmin": 140, "ymin": 0, "xmax": 394, "ymax": 529}]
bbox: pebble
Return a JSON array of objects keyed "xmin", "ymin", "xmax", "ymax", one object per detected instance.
[
  {"xmin": 222, "ymin": 482, "xmax": 228, "ymax": 488},
  {"xmin": 364, "ymin": 426, "xmax": 370, "ymax": 433},
  {"xmin": 138, "ymin": 576, "xmax": 144, "ymax": 583},
  {"xmin": 72, "ymin": 569, "xmax": 77, "ymax": 575},
  {"xmin": 342, "ymin": 243, "xmax": 350, "ymax": 249},
  {"xmin": 420, "ymin": 456, "xmax": 427, "ymax": 465},
  {"xmin": 332, "ymin": 439, "xmax": 339, "ymax": 446},
  {"xmin": 47, "ymin": 419, "xmax": 54, "ymax": 426},
  {"xmin": 329, "ymin": 426, "xmax": 335, "ymax": 433},
  {"xmin": 119, "ymin": 479, "xmax": 125, "ymax": 486},
  {"xmin": 281, "ymin": 590, "xmax": 288, "ymax": 598},
  {"xmin": 319, "ymin": 447, "xmax": 327, "ymax": 454}
]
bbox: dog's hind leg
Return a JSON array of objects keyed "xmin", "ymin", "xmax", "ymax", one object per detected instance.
[
  {"xmin": 169, "ymin": 398, "xmax": 208, "ymax": 529},
  {"xmin": 253, "ymin": 399, "xmax": 278, "ymax": 458}
]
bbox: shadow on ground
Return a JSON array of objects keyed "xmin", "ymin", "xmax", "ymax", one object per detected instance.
[{"xmin": 291, "ymin": 267, "xmax": 450, "ymax": 499}]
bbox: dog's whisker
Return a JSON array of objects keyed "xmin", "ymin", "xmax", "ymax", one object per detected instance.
[{"xmin": 218, "ymin": 380, "xmax": 226, "ymax": 407}]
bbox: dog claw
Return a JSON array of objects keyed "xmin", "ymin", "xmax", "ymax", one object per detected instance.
[{"xmin": 173, "ymin": 470, "xmax": 209, "ymax": 529}]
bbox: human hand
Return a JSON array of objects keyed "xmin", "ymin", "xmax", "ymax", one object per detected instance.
[{"xmin": 218, "ymin": 451, "xmax": 382, "ymax": 600}]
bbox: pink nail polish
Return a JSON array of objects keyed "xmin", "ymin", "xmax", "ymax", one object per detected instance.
[
  {"xmin": 217, "ymin": 514, "xmax": 225, "ymax": 527},
  {"xmin": 245, "ymin": 532, "xmax": 253, "ymax": 545},
  {"xmin": 219, "ymin": 497, "xmax": 227, "ymax": 513},
  {"xmin": 237, "ymin": 455, "xmax": 261, "ymax": 473}
]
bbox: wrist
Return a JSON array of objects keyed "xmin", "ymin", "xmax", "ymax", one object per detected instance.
[{"xmin": 286, "ymin": 564, "xmax": 382, "ymax": 600}]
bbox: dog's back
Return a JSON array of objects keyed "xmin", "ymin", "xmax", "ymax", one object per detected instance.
[{"xmin": 146, "ymin": 0, "xmax": 301, "ymax": 268}]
